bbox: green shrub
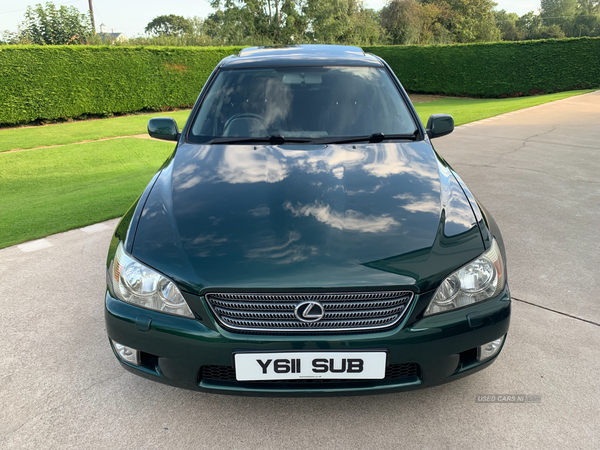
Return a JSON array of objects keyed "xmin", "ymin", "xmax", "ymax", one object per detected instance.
[
  {"xmin": 1, "ymin": 39, "xmax": 599, "ymax": 125},
  {"xmin": 365, "ymin": 37, "xmax": 600, "ymax": 97},
  {"xmin": 0, "ymin": 46, "xmax": 242, "ymax": 125}
]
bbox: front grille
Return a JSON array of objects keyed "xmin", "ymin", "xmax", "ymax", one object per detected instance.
[
  {"xmin": 205, "ymin": 291, "xmax": 414, "ymax": 333},
  {"xmin": 200, "ymin": 363, "xmax": 419, "ymax": 384}
]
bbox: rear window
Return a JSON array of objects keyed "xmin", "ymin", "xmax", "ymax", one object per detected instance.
[{"xmin": 189, "ymin": 66, "xmax": 417, "ymax": 142}]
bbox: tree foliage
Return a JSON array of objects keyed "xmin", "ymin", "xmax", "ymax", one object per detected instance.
[
  {"xmin": 515, "ymin": 11, "xmax": 567, "ymax": 40},
  {"xmin": 573, "ymin": 1, "xmax": 600, "ymax": 36},
  {"xmin": 443, "ymin": 0, "xmax": 501, "ymax": 42},
  {"xmin": 145, "ymin": 15, "xmax": 194, "ymax": 37},
  {"xmin": 202, "ymin": 0, "xmax": 381, "ymax": 45},
  {"xmin": 4, "ymin": 0, "xmax": 599, "ymax": 47},
  {"xmin": 541, "ymin": 0, "xmax": 578, "ymax": 35},
  {"xmin": 381, "ymin": 0, "xmax": 498, "ymax": 45},
  {"xmin": 17, "ymin": 1, "xmax": 93, "ymax": 45},
  {"xmin": 494, "ymin": 10, "xmax": 521, "ymax": 40},
  {"xmin": 381, "ymin": 0, "xmax": 428, "ymax": 44}
]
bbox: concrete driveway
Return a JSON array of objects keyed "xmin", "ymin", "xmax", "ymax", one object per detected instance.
[{"xmin": 1, "ymin": 91, "xmax": 598, "ymax": 449}]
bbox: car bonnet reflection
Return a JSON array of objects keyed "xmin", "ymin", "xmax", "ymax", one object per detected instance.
[{"xmin": 133, "ymin": 142, "xmax": 484, "ymax": 292}]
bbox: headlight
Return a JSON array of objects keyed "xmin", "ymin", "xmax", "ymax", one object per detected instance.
[
  {"xmin": 424, "ymin": 239, "xmax": 505, "ymax": 316},
  {"xmin": 110, "ymin": 242, "xmax": 194, "ymax": 318}
]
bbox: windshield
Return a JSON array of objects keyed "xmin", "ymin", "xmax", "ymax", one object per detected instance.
[{"xmin": 189, "ymin": 66, "xmax": 417, "ymax": 143}]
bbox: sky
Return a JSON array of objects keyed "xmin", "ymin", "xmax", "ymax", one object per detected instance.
[{"xmin": 0, "ymin": 0, "xmax": 541, "ymax": 36}]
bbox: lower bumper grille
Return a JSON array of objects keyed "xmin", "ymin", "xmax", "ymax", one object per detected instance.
[
  {"xmin": 200, "ymin": 363, "xmax": 420, "ymax": 384},
  {"xmin": 205, "ymin": 291, "xmax": 414, "ymax": 333}
]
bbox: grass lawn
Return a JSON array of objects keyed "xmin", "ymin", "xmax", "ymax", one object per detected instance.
[
  {"xmin": 0, "ymin": 110, "xmax": 191, "ymax": 153},
  {"xmin": 0, "ymin": 89, "xmax": 595, "ymax": 249},
  {"xmin": 413, "ymin": 90, "xmax": 594, "ymax": 126},
  {"xmin": 0, "ymin": 138, "xmax": 174, "ymax": 248}
]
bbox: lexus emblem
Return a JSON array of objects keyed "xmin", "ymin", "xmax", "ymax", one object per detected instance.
[{"xmin": 294, "ymin": 301, "xmax": 325, "ymax": 323}]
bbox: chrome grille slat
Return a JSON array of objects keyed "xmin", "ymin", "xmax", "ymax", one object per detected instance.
[
  {"xmin": 325, "ymin": 305, "xmax": 407, "ymax": 319},
  {"xmin": 214, "ymin": 307, "xmax": 296, "ymax": 320},
  {"xmin": 221, "ymin": 316, "xmax": 398, "ymax": 328},
  {"xmin": 214, "ymin": 305, "xmax": 408, "ymax": 320},
  {"xmin": 211, "ymin": 298, "xmax": 408, "ymax": 311},
  {"xmin": 205, "ymin": 291, "xmax": 414, "ymax": 333},
  {"xmin": 211, "ymin": 292, "xmax": 403, "ymax": 302},
  {"xmin": 322, "ymin": 299, "xmax": 409, "ymax": 310},
  {"xmin": 210, "ymin": 300, "xmax": 295, "ymax": 310}
]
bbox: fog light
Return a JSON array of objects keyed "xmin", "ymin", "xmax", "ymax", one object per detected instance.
[
  {"xmin": 111, "ymin": 339, "xmax": 140, "ymax": 366},
  {"xmin": 477, "ymin": 335, "xmax": 505, "ymax": 362}
]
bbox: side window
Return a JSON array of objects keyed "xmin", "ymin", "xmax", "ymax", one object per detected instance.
[{"xmin": 380, "ymin": 74, "xmax": 413, "ymax": 134}]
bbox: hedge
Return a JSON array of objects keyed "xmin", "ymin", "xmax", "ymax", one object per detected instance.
[
  {"xmin": 0, "ymin": 46, "xmax": 243, "ymax": 125},
  {"xmin": 1, "ymin": 38, "xmax": 599, "ymax": 125},
  {"xmin": 365, "ymin": 37, "xmax": 600, "ymax": 97}
]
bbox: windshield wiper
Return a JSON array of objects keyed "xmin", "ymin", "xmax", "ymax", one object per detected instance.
[
  {"xmin": 318, "ymin": 131, "xmax": 419, "ymax": 145},
  {"xmin": 207, "ymin": 134, "xmax": 313, "ymax": 145}
]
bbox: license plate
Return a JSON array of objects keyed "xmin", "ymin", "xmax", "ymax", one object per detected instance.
[{"xmin": 234, "ymin": 351, "xmax": 387, "ymax": 381}]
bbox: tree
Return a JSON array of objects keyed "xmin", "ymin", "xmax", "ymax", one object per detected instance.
[
  {"xmin": 145, "ymin": 15, "xmax": 194, "ymax": 37},
  {"xmin": 342, "ymin": 6, "xmax": 383, "ymax": 44},
  {"xmin": 494, "ymin": 9, "xmax": 522, "ymax": 40},
  {"xmin": 207, "ymin": 0, "xmax": 289, "ymax": 44},
  {"xmin": 515, "ymin": 11, "xmax": 566, "ymax": 39},
  {"xmin": 382, "ymin": 0, "xmax": 507, "ymax": 45},
  {"xmin": 205, "ymin": 0, "xmax": 382, "ymax": 45},
  {"xmin": 1, "ymin": 30, "xmax": 21, "ymax": 45},
  {"xmin": 380, "ymin": 0, "xmax": 425, "ymax": 44},
  {"xmin": 419, "ymin": 2, "xmax": 454, "ymax": 43},
  {"xmin": 306, "ymin": 0, "xmax": 380, "ymax": 44},
  {"xmin": 379, "ymin": 0, "xmax": 452, "ymax": 44},
  {"xmin": 540, "ymin": 0, "xmax": 578, "ymax": 34},
  {"xmin": 18, "ymin": 1, "xmax": 93, "ymax": 45},
  {"xmin": 573, "ymin": 0, "xmax": 600, "ymax": 36},
  {"xmin": 441, "ymin": 0, "xmax": 501, "ymax": 42}
]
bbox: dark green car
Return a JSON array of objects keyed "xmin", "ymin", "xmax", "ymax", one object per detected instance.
[{"xmin": 105, "ymin": 45, "xmax": 510, "ymax": 396}]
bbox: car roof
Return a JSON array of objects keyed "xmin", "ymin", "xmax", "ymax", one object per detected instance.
[{"xmin": 220, "ymin": 45, "xmax": 383, "ymax": 68}]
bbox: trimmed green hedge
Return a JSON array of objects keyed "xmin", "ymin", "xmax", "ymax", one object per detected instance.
[
  {"xmin": 365, "ymin": 37, "xmax": 600, "ymax": 97},
  {"xmin": 1, "ymin": 39, "xmax": 599, "ymax": 125},
  {"xmin": 0, "ymin": 46, "xmax": 243, "ymax": 125}
]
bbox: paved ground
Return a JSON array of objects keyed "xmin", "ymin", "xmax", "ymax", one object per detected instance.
[{"xmin": 1, "ymin": 91, "xmax": 599, "ymax": 449}]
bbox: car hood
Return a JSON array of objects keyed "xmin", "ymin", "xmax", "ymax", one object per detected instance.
[{"xmin": 132, "ymin": 141, "xmax": 484, "ymax": 294}]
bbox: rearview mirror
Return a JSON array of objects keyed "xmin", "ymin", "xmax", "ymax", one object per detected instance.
[
  {"xmin": 148, "ymin": 117, "xmax": 179, "ymax": 141},
  {"xmin": 426, "ymin": 114, "xmax": 454, "ymax": 139}
]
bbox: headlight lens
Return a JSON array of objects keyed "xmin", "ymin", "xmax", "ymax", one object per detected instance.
[
  {"xmin": 110, "ymin": 242, "xmax": 194, "ymax": 318},
  {"xmin": 424, "ymin": 239, "xmax": 505, "ymax": 316}
]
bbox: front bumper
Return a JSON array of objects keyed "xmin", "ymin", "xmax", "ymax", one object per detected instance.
[{"xmin": 105, "ymin": 286, "xmax": 511, "ymax": 396}]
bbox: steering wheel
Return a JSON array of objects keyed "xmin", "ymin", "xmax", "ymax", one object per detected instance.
[{"xmin": 223, "ymin": 113, "xmax": 268, "ymax": 136}]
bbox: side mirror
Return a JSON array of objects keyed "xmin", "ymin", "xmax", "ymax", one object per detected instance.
[
  {"xmin": 148, "ymin": 117, "xmax": 180, "ymax": 141},
  {"xmin": 426, "ymin": 114, "xmax": 454, "ymax": 139}
]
